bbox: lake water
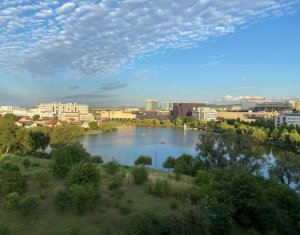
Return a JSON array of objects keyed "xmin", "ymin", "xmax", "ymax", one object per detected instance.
[
  {"xmin": 79, "ymin": 126, "xmax": 199, "ymax": 169},
  {"xmin": 79, "ymin": 126, "xmax": 300, "ymax": 190}
]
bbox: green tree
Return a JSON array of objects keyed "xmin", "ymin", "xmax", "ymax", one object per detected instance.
[
  {"xmin": 131, "ymin": 167, "xmax": 148, "ymax": 185},
  {"xmin": 33, "ymin": 114, "xmax": 40, "ymax": 121},
  {"xmin": 50, "ymin": 125, "xmax": 84, "ymax": 146},
  {"xmin": 134, "ymin": 155, "xmax": 152, "ymax": 167},
  {"xmin": 251, "ymin": 128, "xmax": 267, "ymax": 143},
  {"xmin": 103, "ymin": 160, "xmax": 120, "ymax": 175},
  {"xmin": 175, "ymin": 118, "xmax": 183, "ymax": 127},
  {"xmin": 88, "ymin": 121, "xmax": 99, "ymax": 130},
  {"xmin": 271, "ymin": 128, "xmax": 280, "ymax": 139},
  {"xmin": 163, "ymin": 156, "xmax": 176, "ymax": 171}
]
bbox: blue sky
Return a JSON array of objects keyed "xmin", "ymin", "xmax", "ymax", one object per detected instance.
[{"xmin": 0, "ymin": 0, "xmax": 299, "ymax": 106}]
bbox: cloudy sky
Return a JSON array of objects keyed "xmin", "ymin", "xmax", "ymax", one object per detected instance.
[{"xmin": 0, "ymin": 0, "xmax": 299, "ymax": 106}]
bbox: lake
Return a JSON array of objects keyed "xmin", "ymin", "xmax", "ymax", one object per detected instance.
[
  {"xmin": 79, "ymin": 126, "xmax": 199, "ymax": 169},
  {"xmin": 79, "ymin": 126, "xmax": 300, "ymax": 190}
]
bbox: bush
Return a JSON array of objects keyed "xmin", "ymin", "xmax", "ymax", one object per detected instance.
[
  {"xmin": 16, "ymin": 195, "xmax": 39, "ymax": 217},
  {"xmin": 108, "ymin": 178, "xmax": 123, "ymax": 191},
  {"xmin": 194, "ymin": 170, "xmax": 214, "ymax": 187},
  {"xmin": 131, "ymin": 167, "xmax": 148, "ymax": 185},
  {"xmin": 91, "ymin": 155, "xmax": 103, "ymax": 164},
  {"xmin": 54, "ymin": 188, "xmax": 72, "ymax": 212},
  {"xmin": 147, "ymin": 179, "xmax": 171, "ymax": 197},
  {"xmin": 116, "ymin": 201, "xmax": 132, "ymax": 215},
  {"xmin": 32, "ymin": 151, "xmax": 50, "ymax": 159},
  {"xmin": 34, "ymin": 170, "xmax": 52, "ymax": 188},
  {"xmin": 134, "ymin": 155, "xmax": 152, "ymax": 167},
  {"xmin": 125, "ymin": 211, "xmax": 163, "ymax": 235},
  {"xmin": 0, "ymin": 163, "xmax": 26, "ymax": 195},
  {"xmin": 70, "ymin": 184, "xmax": 100, "ymax": 215},
  {"xmin": 65, "ymin": 162, "xmax": 100, "ymax": 188},
  {"xmin": 103, "ymin": 160, "xmax": 120, "ymax": 175},
  {"xmin": 170, "ymin": 201, "xmax": 179, "ymax": 210},
  {"xmin": 2, "ymin": 192, "xmax": 20, "ymax": 209}
]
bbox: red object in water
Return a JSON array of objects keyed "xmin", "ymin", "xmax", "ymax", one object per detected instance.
[{"xmin": 160, "ymin": 141, "xmax": 166, "ymax": 144}]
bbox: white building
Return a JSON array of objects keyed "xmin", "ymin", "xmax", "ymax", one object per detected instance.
[
  {"xmin": 37, "ymin": 102, "xmax": 92, "ymax": 121},
  {"xmin": 274, "ymin": 113, "xmax": 300, "ymax": 128},
  {"xmin": 241, "ymin": 98, "xmax": 265, "ymax": 111},
  {"xmin": 145, "ymin": 99, "xmax": 159, "ymax": 111},
  {"xmin": 160, "ymin": 102, "xmax": 173, "ymax": 111},
  {"xmin": 192, "ymin": 107, "xmax": 217, "ymax": 122}
]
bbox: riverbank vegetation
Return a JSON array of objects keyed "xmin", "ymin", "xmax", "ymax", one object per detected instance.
[{"xmin": 0, "ymin": 138, "xmax": 299, "ymax": 234}]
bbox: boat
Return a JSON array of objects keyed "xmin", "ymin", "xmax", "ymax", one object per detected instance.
[{"xmin": 160, "ymin": 141, "xmax": 166, "ymax": 144}]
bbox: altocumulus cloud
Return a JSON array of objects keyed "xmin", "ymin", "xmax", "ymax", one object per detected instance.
[{"xmin": 0, "ymin": 0, "xmax": 297, "ymax": 78}]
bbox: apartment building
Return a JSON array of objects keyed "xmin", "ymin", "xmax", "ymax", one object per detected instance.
[
  {"xmin": 192, "ymin": 107, "xmax": 217, "ymax": 122},
  {"xmin": 274, "ymin": 113, "xmax": 300, "ymax": 128}
]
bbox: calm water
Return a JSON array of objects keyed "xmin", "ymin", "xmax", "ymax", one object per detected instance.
[{"xmin": 79, "ymin": 126, "xmax": 199, "ymax": 169}]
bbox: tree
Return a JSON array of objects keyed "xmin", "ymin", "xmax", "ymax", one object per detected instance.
[
  {"xmin": 163, "ymin": 156, "xmax": 176, "ymax": 171},
  {"xmin": 271, "ymin": 128, "xmax": 280, "ymax": 139},
  {"xmin": 50, "ymin": 125, "xmax": 84, "ymax": 146},
  {"xmin": 29, "ymin": 130, "xmax": 50, "ymax": 151},
  {"xmin": 252, "ymin": 128, "xmax": 267, "ymax": 143},
  {"xmin": 134, "ymin": 155, "xmax": 152, "ymax": 167},
  {"xmin": 174, "ymin": 153, "xmax": 195, "ymax": 176},
  {"xmin": 33, "ymin": 114, "xmax": 40, "ymax": 121},
  {"xmin": 66, "ymin": 162, "xmax": 101, "ymax": 188},
  {"xmin": 131, "ymin": 167, "xmax": 148, "ymax": 185},
  {"xmin": 0, "ymin": 121, "xmax": 18, "ymax": 154},
  {"xmin": 175, "ymin": 118, "xmax": 183, "ymax": 127},
  {"xmin": 88, "ymin": 121, "xmax": 99, "ymax": 130}
]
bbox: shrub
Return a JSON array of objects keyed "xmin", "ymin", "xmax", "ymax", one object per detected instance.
[
  {"xmin": 194, "ymin": 170, "xmax": 214, "ymax": 187},
  {"xmin": 134, "ymin": 155, "xmax": 152, "ymax": 167},
  {"xmin": 34, "ymin": 170, "xmax": 52, "ymax": 188},
  {"xmin": 70, "ymin": 184, "xmax": 100, "ymax": 215},
  {"xmin": 2, "ymin": 192, "xmax": 20, "ymax": 209},
  {"xmin": 91, "ymin": 155, "xmax": 103, "ymax": 164},
  {"xmin": 103, "ymin": 160, "xmax": 120, "ymax": 175},
  {"xmin": 54, "ymin": 188, "xmax": 72, "ymax": 212},
  {"xmin": 65, "ymin": 162, "xmax": 100, "ymax": 188},
  {"xmin": 147, "ymin": 179, "xmax": 171, "ymax": 197},
  {"xmin": 116, "ymin": 201, "xmax": 132, "ymax": 215},
  {"xmin": 170, "ymin": 201, "xmax": 179, "ymax": 210},
  {"xmin": 125, "ymin": 211, "xmax": 163, "ymax": 235},
  {"xmin": 16, "ymin": 195, "xmax": 39, "ymax": 217},
  {"xmin": 131, "ymin": 167, "xmax": 148, "ymax": 185},
  {"xmin": 108, "ymin": 178, "xmax": 123, "ymax": 191}
]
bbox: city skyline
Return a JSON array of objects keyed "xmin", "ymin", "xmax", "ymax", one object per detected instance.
[{"xmin": 0, "ymin": 0, "xmax": 299, "ymax": 106}]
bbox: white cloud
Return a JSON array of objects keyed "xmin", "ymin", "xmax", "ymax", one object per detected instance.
[
  {"xmin": 0, "ymin": 0, "xmax": 298, "ymax": 79},
  {"xmin": 56, "ymin": 2, "xmax": 77, "ymax": 14}
]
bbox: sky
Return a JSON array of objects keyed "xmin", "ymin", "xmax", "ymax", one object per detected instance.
[{"xmin": 0, "ymin": 0, "xmax": 299, "ymax": 107}]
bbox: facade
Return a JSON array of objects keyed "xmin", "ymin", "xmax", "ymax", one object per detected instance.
[
  {"xmin": 241, "ymin": 98, "xmax": 265, "ymax": 111},
  {"xmin": 145, "ymin": 99, "xmax": 159, "ymax": 112},
  {"xmin": 99, "ymin": 110, "xmax": 136, "ymax": 120},
  {"xmin": 274, "ymin": 113, "xmax": 300, "ymax": 128},
  {"xmin": 160, "ymin": 102, "xmax": 173, "ymax": 111},
  {"xmin": 37, "ymin": 102, "xmax": 92, "ymax": 121},
  {"xmin": 192, "ymin": 107, "xmax": 217, "ymax": 122},
  {"xmin": 172, "ymin": 102, "xmax": 206, "ymax": 118},
  {"xmin": 255, "ymin": 102, "xmax": 293, "ymax": 112},
  {"xmin": 295, "ymin": 100, "xmax": 300, "ymax": 112}
]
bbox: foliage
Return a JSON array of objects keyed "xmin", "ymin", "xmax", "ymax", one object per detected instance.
[
  {"xmin": 125, "ymin": 211, "xmax": 163, "ymax": 235},
  {"xmin": 34, "ymin": 170, "xmax": 52, "ymax": 188},
  {"xmin": 15, "ymin": 195, "xmax": 39, "ymax": 217},
  {"xmin": 0, "ymin": 163, "xmax": 26, "ymax": 195},
  {"xmin": 174, "ymin": 153, "xmax": 194, "ymax": 176},
  {"xmin": 65, "ymin": 162, "xmax": 101, "ymax": 188},
  {"xmin": 252, "ymin": 128, "xmax": 267, "ymax": 143},
  {"xmin": 32, "ymin": 114, "xmax": 40, "ymax": 121},
  {"xmin": 91, "ymin": 155, "xmax": 103, "ymax": 164},
  {"xmin": 147, "ymin": 179, "xmax": 171, "ymax": 197},
  {"xmin": 52, "ymin": 142, "xmax": 90, "ymax": 177},
  {"xmin": 103, "ymin": 160, "xmax": 120, "ymax": 175},
  {"xmin": 134, "ymin": 155, "xmax": 152, "ymax": 167},
  {"xmin": 2, "ymin": 192, "xmax": 20, "ymax": 209},
  {"xmin": 88, "ymin": 121, "xmax": 99, "ymax": 130},
  {"xmin": 0, "ymin": 223, "xmax": 10, "ymax": 235},
  {"xmin": 108, "ymin": 178, "xmax": 123, "ymax": 190},
  {"xmin": 69, "ymin": 184, "xmax": 100, "ymax": 215},
  {"xmin": 22, "ymin": 159, "xmax": 31, "ymax": 170},
  {"xmin": 98, "ymin": 122, "xmax": 117, "ymax": 133},
  {"xmin": 54, "ymin": 188, "xmax": 72, "ymax": 211},
  {"xmin": 50, "ymin": 125, "xmax": 84, "ymax": 146},
  {"xmin": 131, "ymin": 167, "xmax": 148, "ymax": 185},
  {"xmin": 194, "ymin": 170, "xmax": 214, "ymax": 187},
  {"xmin": 163, "ymin": 156, "xmax": 176, "ymax": 171}
]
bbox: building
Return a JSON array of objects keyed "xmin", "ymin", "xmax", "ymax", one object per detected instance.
[
  {"xmin": 295, "ymin": 100, "xmax": 300, "ymax": 112},
  {"xmin": 254, "ymin": 102, "xmax": 293, "ymax": 112},
  {"xmin": 37, "ymin": 102, "xmax": 92, "ymax": 121},
  {"xmin": 241, "ymin": 97, "xmax": 265, "ymax": 111},
  {"xmin": 172, "ymin": 102, "xmax": 206, "ymax": 118},
  {"xmin": 160, "ymin": 102, "xmax": 173, "ymax": 111},
  {"xmin": 136, "ymin": 111, "xmax": 171, "ymax": 121},
  {"xmin": 274, "ymin": 113, "xmax": 300, "ymax": 128},
  {"xmin": 99, "ymin": 110, "xmax": 136, "ymax": 120},
  {"xmin": 192, "ymin": 107, "xmax": 217, "ymax": 122},
  {"xmin": 217, "ymin": 111, "xmax": 275, "ymax": 122},
  {"xmin": 145, "ymin": 99, "xmax": 159, "ymax": 112}
]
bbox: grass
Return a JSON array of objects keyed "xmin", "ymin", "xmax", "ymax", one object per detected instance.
[{"xmin": 0, "ymin": 156, "xmax": 262, "ymax": 235}]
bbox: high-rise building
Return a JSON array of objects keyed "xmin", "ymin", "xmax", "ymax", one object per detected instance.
[
  {"xmin": 160, "ymin": 102, "xmax": 173, "ymax": 111},
  {"xmin": 145, "ymin": 99, "xmax": 159, "ymax": 111},
  {"xmin": 192, "ymin": 107, "xmax": 217, "ymax": 122},
  {"xmin": 172, "ymin": 102, "xmax": 206, "ymax": 118}
]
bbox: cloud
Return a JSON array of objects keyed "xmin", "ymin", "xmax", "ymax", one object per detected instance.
[
  {"xmin": 99, "ymin": 81, "xmax": 128, "ymax": 91},
  {"xmin": 62, "ymin": 93, "xmax": 116, "ymax": 100},
  {"xmin": 56, "ymin": 2, "xmax": 76, "ymax": 14},
  {"xmin": 0, "ymin": 0, "xmax": 297, "ymax": 78}
]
